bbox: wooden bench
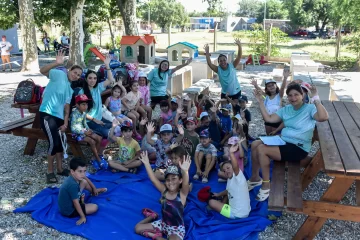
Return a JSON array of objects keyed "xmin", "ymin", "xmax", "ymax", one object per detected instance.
[
  {"xmin": 182, "ymin": 79, "xmax": 214, "ymax": 95},
  {"xmin": 0, "ymin": 115, "xmax": 36, "ymax": 134}
]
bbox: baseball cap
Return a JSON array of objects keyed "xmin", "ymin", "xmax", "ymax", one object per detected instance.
[
  {"xmin": 121, "ymin": 120, "xmax": 133, "ymax": 130},
  {"xmin": 183, "ymin": 95, "xmax": 191, "ymax": 101},
  {"xmin": 199, "ymin": 129, "xmax": 210, "ymax": 138},
  {"xmin": 138, "ymin": 71, "xmax": 147, "ymax": 78},
  {"xmin": 171, "ymin": 97, "xmax": 177, "ymax": 103},
  {"xmin": 75, "ymin": 94, "xmax": 90, "ymax": 104},
  {"xmin": 301, "ymin": 82, "xmax": 311, "ymax": 93},
  {"xmin": 200, "ymin": 111, "xmax": 209, "ymax": 120},
  {"xmin": 164, "ymin": 165, "xmax": 182, "ymax": 178},
  {"xmin": 185, "ymin": 117, "xmax": 197, "ymax": 125},
  {"xmin": 228, "ymin": 136, "xmax": 239, "ymax": 145},
  {"xmin": 160, "ymin": 124, "xmax": 172, "ymax": 133},
  {"xmin": 265, "ymin": 79, "xmax": 277, "ymax": 85},
  {"xmin": 220, "ymin": 104, "xmax": 232, "ymax": 112},
  {"xmin": 232, "ymin": 113, "xmax": 242, "ymax": 122}
]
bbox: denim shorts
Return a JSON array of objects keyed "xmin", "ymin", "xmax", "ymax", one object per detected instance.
[{"xmin": 87, "ymin": 118, "xmax": 112, "ymax": 138}]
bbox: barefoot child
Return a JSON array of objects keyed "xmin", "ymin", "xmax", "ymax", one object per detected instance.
[
  {"xmin": 58, "ymin": 157, "xmax": 107, "ymax": 225},
  {"xmin": 105, "ymin": 83, "xmax": 131, "ymax": 124},
  {"xmin": 193, "ymin": 129, "xmax": 217, "ymax": 183},
  {"xmin": 70, "ymin": 94, "xmax": 106, "ymax": 170},
  {"xmin": 108, "ymin": 121, "xmax": 142, "ymax": 173},
  {"xmin": 209, "ymin": 140, "xmax": 251, "ymax": 219},
  {"xmin": 135, "ymin": 151, "xmax": 191, "ymax": 240}
]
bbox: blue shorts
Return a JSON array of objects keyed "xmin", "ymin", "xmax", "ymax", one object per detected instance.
[{"xmin": 87, "ymin": 118, "xmax": 112, "ymax": 138}]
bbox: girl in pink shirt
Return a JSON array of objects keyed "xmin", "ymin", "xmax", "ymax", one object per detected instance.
[
  {"xmin": 138, "ymin": 71, "xmax": 152, "ymax": 120},
  {"xmin": 159, "ymin": 100, "xmax": 174, "ymax": 127}
]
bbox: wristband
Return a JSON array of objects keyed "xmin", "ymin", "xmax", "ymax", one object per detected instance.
[{"xmin": 311, "ymin": 95, "xmax": 320, "ymax": 103}]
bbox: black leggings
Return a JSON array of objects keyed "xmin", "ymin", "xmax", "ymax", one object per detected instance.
[{"xmin": 40, "ymin": 112, "xmax": 64, "ymax": 156}]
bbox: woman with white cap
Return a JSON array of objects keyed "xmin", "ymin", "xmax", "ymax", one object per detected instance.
[{"xmin": 251, "ymin": 69, "xmax": 289, "ymax": 135}]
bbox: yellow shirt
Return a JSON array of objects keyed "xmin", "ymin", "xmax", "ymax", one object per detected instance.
[{"xmin": 116, "ymin": 137, "xmax": 141, "ymax": 163}]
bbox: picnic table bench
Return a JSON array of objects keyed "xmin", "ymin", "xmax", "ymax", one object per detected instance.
[
  {"xmin": 0, "ymin": 89, "xmax": 112, "ymax": 160},
  {"xmin": 268, "ymin": 100, "xmax": 360, "ymax": 239}
]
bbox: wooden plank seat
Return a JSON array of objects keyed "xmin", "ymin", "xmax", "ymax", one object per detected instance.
[
  {"xmin": 182, "ymin": 79, "xmax": 214, "ymax": 94},
  {"xmin": 0, "ymin": 115, "xmax": 36, "ymax": 134}
]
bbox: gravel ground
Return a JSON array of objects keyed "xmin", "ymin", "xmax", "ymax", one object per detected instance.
[{"xmin": 0, "ymin": 64, "xmax": 359, "ymax": 240}]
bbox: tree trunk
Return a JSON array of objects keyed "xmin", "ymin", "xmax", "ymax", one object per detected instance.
[
  {"xmin": 69, "ymin": 0, "xmax": 86, "ymax": 67},
  {"xmin": 335, "ymin": 25, "xmax": 342, "ymax": 62},
  {"xmin": 116, "ymin": 0, "xmax": 137, "ymax": 36},
  {"xmin": 18, "ymin": 0, "xmax": 39, "ymax": 72},
  {"xmin": 107, "ymin": 17, "xmax": 115, "ymax": 49}
]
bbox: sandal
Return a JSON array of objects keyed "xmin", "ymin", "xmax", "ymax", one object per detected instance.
[
  {"xmin": 193, "ymin": 172, "xmax": 201, "ymax": 180},
  {"xmin": 142, "ymin": 208, "xmax": 159, "ymax": 220},
  {"xmin": 46, "ymin": 172, "xmax": 58, "ymax": 184},
  {"xmin": 97, "ymin": 188, "xmax": 108, "ymax": 195},
  {"xmin": 128, "ymin": 168, "xmax": 138, "ymax": 174},
  {"xmin": 247, "ymin": 179, "xmax": 262, "ymax": 191},
  {"xmin": 256, "ymin": 188, "xmax": 270, "ymax": 202},
  {"xmin": 142, "ymin": 230, "xmax": 162, "ymax": 239},
  {"xmin": 57, "ymin": 169, "xmax": 70, "ymax": 176}
]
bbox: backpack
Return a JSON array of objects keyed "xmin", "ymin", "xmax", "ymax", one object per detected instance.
[{"xmin": 14, "ymin": 79, "xmax": 44, "ymax": 104}]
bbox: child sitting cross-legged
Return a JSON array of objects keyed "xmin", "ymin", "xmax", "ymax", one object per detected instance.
[
  {"xmin": 135, "ymin": 151, "xmax": 191, "ymax": 240},
  {"xmin": 58, "ymin": 157, "xmax": 107, "ymax": 225},
  {"xmin": 208, "ymin": 139, "xmax": 251, "ymax": 219},
  {"xmin": 70, "ymin": 94, "xmax": 106, "ymax": 170},
  {"xmin": 193, "ymin": 129, "xmax": 217, "ymax": 183},
  {"xmin": 108, "ymin": 120, "xmax": 142, "ymax": 173}
]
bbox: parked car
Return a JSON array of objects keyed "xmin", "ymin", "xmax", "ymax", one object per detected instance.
[
  {"xmin": 293, "ymin": 29, "xmax": 308, "ymax": 37},
  {"xmin": 307, "ymin": 31, "xmax": 319, "ymax": 39}
]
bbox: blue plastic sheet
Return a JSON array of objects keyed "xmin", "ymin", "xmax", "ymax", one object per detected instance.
[{"xmin": 14, "ymin": 149, "xmax": 279, "ymax": 240}]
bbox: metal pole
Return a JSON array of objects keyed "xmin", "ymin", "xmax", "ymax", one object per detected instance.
[
  {"xmin": 148, "ymin": 4, "xmax": 150, "ymax": 27},
  {"xmin": 263, "ymin": 0, "xmax": 267, "ymax": 30}
]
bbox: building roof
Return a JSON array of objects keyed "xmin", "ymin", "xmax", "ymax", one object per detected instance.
[
  {"xmin": 241, "ymin": 17, "xmax": 257, "ymax": 24},
  {"xmin": 167, "ymin": 42, "xmax": 198, "ymax": 50},
  {"xmin": 120, "ymin": 35, "xmax": 156, "ymax": 45}
]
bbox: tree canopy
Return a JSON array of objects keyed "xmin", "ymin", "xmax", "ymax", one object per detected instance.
[
  {"xmin": 236, "ymin": 0, "xmax": 261, "ymax": 18},
  {"xmin": 256, "ymin": 0, "xmax": 289, "ymax": 23}
]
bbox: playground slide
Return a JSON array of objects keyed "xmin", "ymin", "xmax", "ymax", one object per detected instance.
[{"xmin": 89, "ymin": 47, "xmax": 105, "ymax": 61}]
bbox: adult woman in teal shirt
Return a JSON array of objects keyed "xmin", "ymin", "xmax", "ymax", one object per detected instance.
[
  {"xmin": 248, "ymin": 83, "xmax": 328, "ymax": 201},
  {"xmin": 148, "ymin": 58, "xmax": 192, "ymax": 109},
  {"xmin": 204, "ymin": 39, "xmax": 243, "ymax": 100},
  {"xmin": 39, "ymin": 51, "xmax": 83, "ymax": 183}
]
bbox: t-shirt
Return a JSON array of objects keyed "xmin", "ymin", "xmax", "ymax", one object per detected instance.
[
  {"xmin": 217, "ymin": 64, "xmax": 241, "ymax": 95},
  {"xmin": 139, "ymin": 85, "xmax": 150, "ymax": 105},
  {"xmin": 61, "ymin": 36, "xmax": 69, "ymax": 45},
  {"xmin": 181, "ymin": 129, "xmax": 200, "ymax": 156},
  {"xmin": 1, "ymin": 41, "xmax": 12, "ymax": 55},
  {"xmin": 123, "ymin": 91, "xmax": 141, "ymax": 110},
  {"xmin": 154, "ymin": 138, "xmax": 176, "ymax": 168},
  {"xmin": 148, "ymin": 68, "xmax": 172, "ymax": 97},
  {"xmin": 70, "ymin": 108, "xmax": 89, "ymax": 135},
  {"xmin": 79, "ymin": 82, "xmax": 106, "ymax": 121},
  {"xmin": 264, "ymin": 94, "xmax": 281, "ymax": 115},
  {"xmin": 116, "ymin": 137, "xmax": 141, "ymax": 163},
  {"xmin": 276, "ymin": 104, "xmax": 317, "ymax": 152},
  {"xmin": 58, "ymin": 175, "xmax": 81, "ymax": 216},
  {"xmin": 196, "ymin": 120, "xmax": 221, "ymax": 146},
  {"xmin": 226, "ymin": 171, "xmax": 251, "ymax": 218},
  {"xmin": 217, "ymin": 112, "xmax": 232, "ymax": 133},
  {"xmin": 40, "ymin": 69, "xmax": 74, "ymax": 120},
  {"xmin": 43, "ymin": 37, "xmax": 50, "ymax": 45},
  {"xmin": 161, "ymin": 109, "xmax": 174, "ymax": 125},
  {"xmin": 195, "ymin": 143, "xmax": 217, "ymax": 156}
]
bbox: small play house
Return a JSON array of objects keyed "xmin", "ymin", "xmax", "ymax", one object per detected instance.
[
  {"xmin": 120, "ymin": 34, "xmax": 156, "ymax": 64},
  {"xmin": 167, "ymin": 42, "xmax": 199, "ymax": 65}
]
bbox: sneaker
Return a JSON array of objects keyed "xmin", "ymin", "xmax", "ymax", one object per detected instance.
[
  {"xmin": 218, "ymin": 178, "xmax": 227, "ymax": 183},
  {"xmin": 202, "ymin": 177, "xmax": 208, "ymax": 183},
  {"xmin": 100, "ymin": 158, "xmax": 109, "ymax": 169},
  {"xmin": 193, "ymin": 173, "xmax": 200, "ymax": 180},
  {"xmin": 91, "ymin": 160, "xmax": 101, "ymax": 170}
]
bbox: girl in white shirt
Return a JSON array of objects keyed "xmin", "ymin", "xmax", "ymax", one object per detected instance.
[{"xmin": 251, "ymin": 69, "xmax": 289, "ymax": 135}]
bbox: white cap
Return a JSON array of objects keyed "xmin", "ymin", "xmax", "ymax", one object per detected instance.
[
  {"xmin": 200, "ymin": 111, "xmax": 209, "ymax": 119},
  {"xmin": 160, "ymin": 124, "xmax": 172, "ymax": 133},
  {"xmin": 138, "ymin": 71, "xmax": 147, "ymax": 78},
  {"xmin": 232, "ymin": 113, "xmax": 242, "ymax": 122},
  {"xmin": 265, "ymin": 79, "xmax": 277, "ymax": 85},
  {"xmin": 171, "ymin": 97, "xmax": 177, "ymax": 103}
]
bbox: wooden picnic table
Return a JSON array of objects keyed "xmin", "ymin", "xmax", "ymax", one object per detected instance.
[
  {"xmin": 0, "ymin": 89, "xmax": 112, "ymax": 157},
  {"xmin": 269, "ymin": 100, "xmax": 360, "ymax": 239}
]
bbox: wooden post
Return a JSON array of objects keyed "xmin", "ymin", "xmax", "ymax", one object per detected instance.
[
  {"xmin": 168, "ymin": 22, "xmax": 172, "ymax": 46},
  {"xmin": 267, "ymin": 23, "xmax": 272, "ymax": 57},
  {"xmin": 213, "ymin": 22, "xmax": 218, "ymax": 52},
  {"xmin": 335, "ymin": 25, "xmax": 342, "ymax": 62}
]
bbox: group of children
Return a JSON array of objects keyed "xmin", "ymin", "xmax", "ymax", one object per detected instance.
[{"xmin": 59, "ymin": 65, "xmax": 300, "ymax": 240}]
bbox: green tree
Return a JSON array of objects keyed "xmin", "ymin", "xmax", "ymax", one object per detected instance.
[
  {"xmin": 141, "ymin": 0, "xmax": 188, "ymax": 31},
  {"xmin": 0, "ymin": 0, "xmax": 18, "ymax": 30},
  {"xmin": 116, "ymin": 0, "xmax": 137, "ymax": 35},
  {"xmin": 236, "ymin": 0, "xmax": 261, "ymax": 18},
  {"xmin": 202, "ymin": 0, "xmax": 222, "ymax": 13},
  {"xmin": 256, "ymin": 0, "xmax": 288, "ymax": 24}
]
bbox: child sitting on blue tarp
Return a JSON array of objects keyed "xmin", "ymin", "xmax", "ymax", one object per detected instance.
[
  {"xmin": 208, "ymin": 138, "xmax": 251, "ymax": 219},
  {"xmin": 135, "ymin": 151, "xmax": 191, "ymax": 240},
  {"xmin": 58, "ymin": 157, "xmax": 106, "ymax": 225}
]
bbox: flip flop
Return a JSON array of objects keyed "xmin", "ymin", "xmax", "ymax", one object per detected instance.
[
  {"xmin": 142, "ymin": 208, "xmax": 159, "ymax": 220},
  {"xmin": 97, "ymin": 188, "xmax": 107, "ymax": 194},
  {"xmin": 57, "ymin": 169, "xmax": 70, "ymax": 176},
  {"xmin": 46, "ymin": 172, "xmax": 58, "ymax": 184},
  {"xmin": 256, "ymin": 188, "xmax": 271, "ymax": 202}
]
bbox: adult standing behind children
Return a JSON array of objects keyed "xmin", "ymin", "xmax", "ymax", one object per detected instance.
[
  {"xmin": 1, "ymin": 35, "xmax": 13, "ymax": 72},
  {"xmin": 39, "ymin": 50, "xmax": 83, "ymax": 183},
  {"xmin": 147, "ymin": 58, "xmax": 192, "ymax": 109},
  {"xmin": 42, "ymin": 33, "xmax": 50, "ymax": 52},
  {"xmin": 204, "ymin": 38, "xmax": 243, "ymax": 100}
]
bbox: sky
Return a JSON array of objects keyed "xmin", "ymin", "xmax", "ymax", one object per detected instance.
[{"xmin": 177, "ymin": 0, "xmax": 239, "ymax": 13}]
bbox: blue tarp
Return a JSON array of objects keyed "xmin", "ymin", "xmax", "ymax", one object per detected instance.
[{"xmin": 14, "ymin": 150, "xmax": 278, "ymax": 240}]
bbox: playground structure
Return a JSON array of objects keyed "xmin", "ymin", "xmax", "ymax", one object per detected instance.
[
  {"xmin": 167, "ymin": 42, "xmax": 199, "ymax": 66},
  {"xmin": 120, "ymin": 34, "xmax": 156, "ymax": 64}
]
